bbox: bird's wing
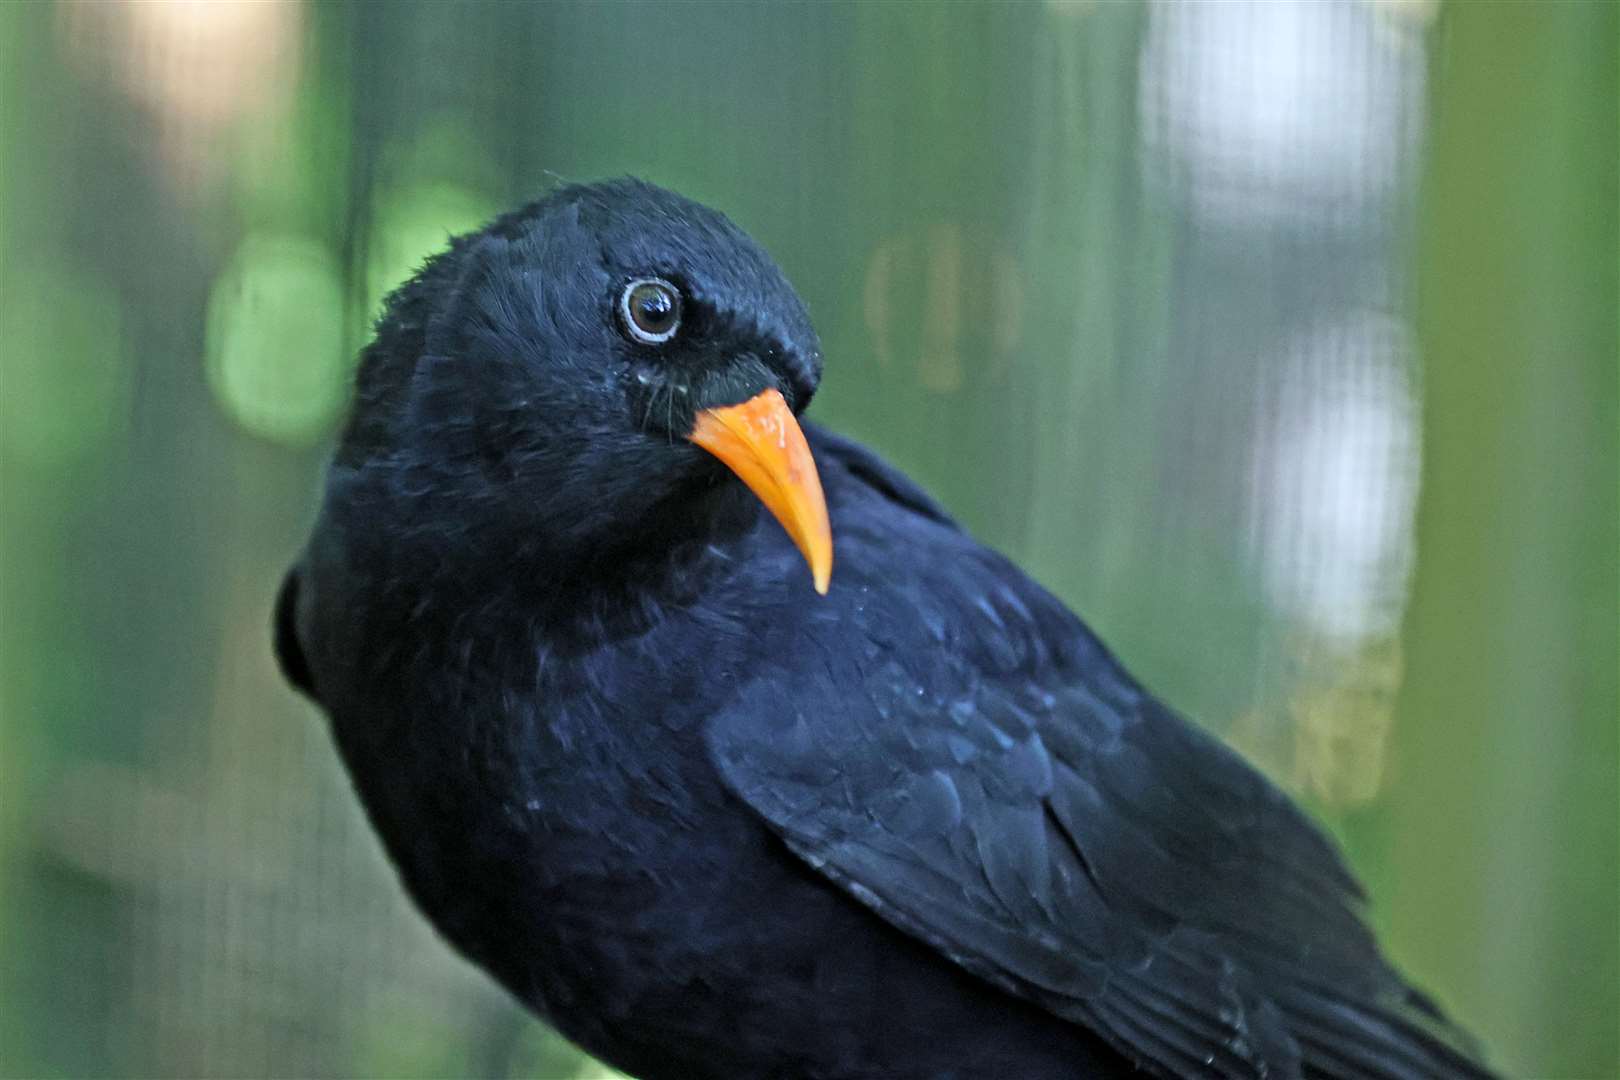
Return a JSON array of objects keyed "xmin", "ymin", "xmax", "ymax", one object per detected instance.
[{"xmin": 705, "ymin": 526, "xmax": 1487, "ymax": 1079}]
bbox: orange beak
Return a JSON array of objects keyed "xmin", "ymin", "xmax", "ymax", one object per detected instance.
[{"xmin": 688, "ymin": 388, "xmax": 832, "ymax": 595}]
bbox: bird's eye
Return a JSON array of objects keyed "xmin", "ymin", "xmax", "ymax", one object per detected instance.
[{"xmin": 619, "ymin": 278, "xmax": 683, "ymax": 345}]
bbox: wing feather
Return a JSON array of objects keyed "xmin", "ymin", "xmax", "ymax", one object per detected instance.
[{"xmin": 705, "ymin": 450, "xmax": 1490, "ymax": 1079}]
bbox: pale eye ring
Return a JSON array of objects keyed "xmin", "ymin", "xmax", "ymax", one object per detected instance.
[{"xmin": 618, "ymin": 277, "xmax": 683, "ymax": 344}]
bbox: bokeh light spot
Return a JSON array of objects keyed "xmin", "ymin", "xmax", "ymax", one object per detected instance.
[
  {"xmin": 364, "ymin": 182, "xmax": 497, "ymax": 330},
  {"xmin": 206, "ymin": 234, "xmax": 347, "ymax": 446}
]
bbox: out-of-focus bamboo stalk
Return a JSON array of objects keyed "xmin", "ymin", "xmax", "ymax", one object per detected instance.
[{"xmin": 1393, "ymin": 4, "xmax": 1619, "ymax": 1075}]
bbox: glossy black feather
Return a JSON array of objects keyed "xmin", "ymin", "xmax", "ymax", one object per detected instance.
[{"xmin": 278, "ymin": 179, "xmax": 1492, "ymax": 1080}]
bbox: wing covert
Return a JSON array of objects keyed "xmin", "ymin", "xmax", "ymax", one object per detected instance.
[{"xmin": 704, "ymin": 538, "xmax": 1488, "ymax": 1080}]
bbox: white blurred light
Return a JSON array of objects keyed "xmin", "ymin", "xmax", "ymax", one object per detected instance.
[
  {"xmin": 1248, "ymin": 312, "xmax": 1420, "ymax": 642},
  {"xmin": 1139, "ymin": 0, "xmax": 1426, "ymax": 228},
  {"xmin": 58, "ymin": 0, "xmax": 303, "ymax": 188}
]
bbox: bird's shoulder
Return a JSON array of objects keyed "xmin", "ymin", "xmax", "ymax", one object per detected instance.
[{"xmin": 804, "ymin": 421, "xmax": 958, "ymax": 531}]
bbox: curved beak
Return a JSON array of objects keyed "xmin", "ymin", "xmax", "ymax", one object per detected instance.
[{"xmin": 687, "ymin": 388, "xmax": 833, "ymax": 595}]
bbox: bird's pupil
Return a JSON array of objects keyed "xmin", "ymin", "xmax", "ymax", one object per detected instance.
[{"xmin": 632, "ymin": 284, "xmax": 676, "ymax": 332}]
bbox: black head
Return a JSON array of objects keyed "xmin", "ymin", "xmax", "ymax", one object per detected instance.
[{"xmin": 334, "ymin": 179, "xmax": 829, "ymax": 590}]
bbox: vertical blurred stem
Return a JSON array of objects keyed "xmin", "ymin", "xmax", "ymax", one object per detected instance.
[{"xmin": 1394, "ymin": 3, "xmax": 1618, "ymax": 1076}]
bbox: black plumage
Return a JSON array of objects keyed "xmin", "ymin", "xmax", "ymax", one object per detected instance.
[{"xmin": 276, "ymin": 178, "xmax": 1491, "ymax": 1079}]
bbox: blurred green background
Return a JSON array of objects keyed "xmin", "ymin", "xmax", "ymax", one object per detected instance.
[{"xmin": 1, "ymin": 2, "xmax": 1614, "ymax": 1078}]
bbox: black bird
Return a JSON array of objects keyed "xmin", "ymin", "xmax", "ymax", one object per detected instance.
[{"xmin": 276, "ymin": 179, "xmax": 1490, "ymax": 1080}]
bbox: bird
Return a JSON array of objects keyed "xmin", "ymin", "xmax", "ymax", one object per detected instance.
[{"xmin": 275, "ymin": 178, "xmax": 1492, "ymax": 1080}]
